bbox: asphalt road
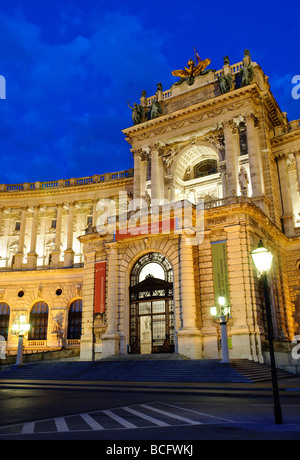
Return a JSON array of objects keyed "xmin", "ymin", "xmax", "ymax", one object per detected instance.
[{"xmin": 1, "ymin": 386, "xmax": 300, "ymax": 442}]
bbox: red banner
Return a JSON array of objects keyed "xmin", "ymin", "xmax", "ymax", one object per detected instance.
[{"xmin": 94, "ymin": 261, "xmax": 106, "ymax": 314}]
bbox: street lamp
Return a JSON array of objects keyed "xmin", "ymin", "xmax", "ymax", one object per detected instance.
[
  {"xmin": 210, "ymin": 296, "xmax": 231, "ymax": 364},
  {"xmin": 251, "ymin": 239, "xmax": 283, "ymax": 424},
  {"xmin": 12, "ymin": 315, "xmax": 30, "ymax": 367}
]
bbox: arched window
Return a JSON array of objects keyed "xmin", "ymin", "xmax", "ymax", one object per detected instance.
[
  {"xmin": 193, "ymin": 159, "xmax": 218, "ymax": 178},
  {"xmin": 29, "ymin": 301, "xmax": 49, "ymax": 340},
  {"xmin": 67, "ymin": 299, "xmax": 82, "ymax": 340},
  {"xmin": 0, "ymin": 303, "xmax": 10, "ymax": 340}
]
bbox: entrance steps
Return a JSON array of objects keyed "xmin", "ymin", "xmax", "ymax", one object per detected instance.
[
  {"xmin": 231, "ymin": 359, "xmax": 294, "ymax": 382},
  {"xmin": 0, "ymin": 358, "xmax": 251, "ymax": 383},
  {"xmin": 101, "ymin": 353, "xmax": 189, "ymax": 361},
  {"xmin": 0, "ymin": 357, "xmax": 295, "ymax": 384}
]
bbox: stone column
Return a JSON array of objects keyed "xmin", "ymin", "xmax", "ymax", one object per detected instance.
[
  {"xmin": 64, "ymin": 201, "xmax": 75, "ymax": 267},
  {"xmin": 14, "ymin": 206, "xmax": 27, "ymax": 269},
  {"xmin": 246, "ymin": 113, "xmax": 264, "ymax": 197},
  {"xmin": 151, "ymin": 144, "xmax": 160, "ymax": 204},
  {"xmin": 50, "ymin": 203, "xmax": 63, "ymax": 268},
  {"xmin": 132, "ymin": 149, "xmax": 142, "ymax": 207},
  {"xmin": 223, "ymin": 120, "xmax": 238, "ymax": 196},
  {"xmin": 101, "ymin": 244, "xmax": 120, "ymax": 358},
  {"xmin": 276, "ymin": 154, "xmax": 294, "ymax": 236},
  {"xmin": 294, "ymin": 150, "xmax": 300, "ymax": 193},
  {"xmin": 0, "ymin": 208, "xmax": 3, "ymax": 237},
  {"xmin": 92, "ymin": 199, "xmax": 98, "ymax": 227},
  {"xmin": 177, "ymin": 236, "xmax": 201, "ymax": 358},
  {"xmin": 27, "ymin": 205, "xmax": 39, "ymax": 269}
]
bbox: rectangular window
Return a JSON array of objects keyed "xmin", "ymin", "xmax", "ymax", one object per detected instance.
[
  {"xmin": 51, "ymin": 219, "xmax": 57, "ymax": 229},
  {"xmin": 15, "ymin": 222, "xmax": 21, "ymax": 231}
]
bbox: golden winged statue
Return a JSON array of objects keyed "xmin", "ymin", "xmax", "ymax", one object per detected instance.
[{"xmin": 172, "ymin": 51, "xmax": 212, "ymax": 86}]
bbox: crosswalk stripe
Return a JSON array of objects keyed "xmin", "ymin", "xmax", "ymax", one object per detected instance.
[
  {"xmin": 21, "ymin": 422, "xmax": 35, "ymax": 434},
  {"xmin": 81, "ymin": 413, "xmax": 104, "ymax": 430},
  {"xmin": 55, "ymin": 417, "xmax": 69, "ymax": 432},
  {"xmin": 102, "ymin": 409, "xmax": 137, "ymax": 429},
  {"xmin": 140, "ymin": 404, "xmax": 201, "ymax": 425},
  {"xmin": 123, "ymin": 406, "xmax": 169, "ymax": 427}
]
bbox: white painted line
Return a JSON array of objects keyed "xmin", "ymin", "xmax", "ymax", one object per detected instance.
[
  {"xmin": 21, "ymin": 422, "xmax": 35, "ymax": 434},
  {"xmin": 140, "ymin": 404, "xmax": 201, "ymax": 425},
  {"xmin": 55, "ymin": 417, "xmax": 69, "ymax": 432},
  {"xmin": 102, "ymin": 410, "xmax": 137, "ymax": 429},
  {"xmin": 123, "ymin": 406, "xmax": 169, "ymax": 427},
  {"xmin": 81, "ymin": 413, "xmax": 104, "ymax": 430},
  {"xmin": 160, "ymin": 402, "xmax": 234, "ymax": 422}
]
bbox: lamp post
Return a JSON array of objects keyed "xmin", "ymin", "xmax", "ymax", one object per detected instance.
[
  {"xmin": 251, "ymin": 240, "xmax": 283, "ymax": 425},
  {"xmin": 12, "ymin": 315, "xmax": 30, "ymax": 367},
  {"xmin": 211, "ymin": 296, "xmax": 231, "ymax": 364}
]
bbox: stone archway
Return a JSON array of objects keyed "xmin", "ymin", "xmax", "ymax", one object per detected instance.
[{"xmin": 129, "ymin": 252, "xmax": 174, "ymax": 354}]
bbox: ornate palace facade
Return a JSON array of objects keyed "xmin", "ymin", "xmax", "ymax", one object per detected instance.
[{"xmin": 1, "ymin": 51, "xmax": 300, "ymax": 364}]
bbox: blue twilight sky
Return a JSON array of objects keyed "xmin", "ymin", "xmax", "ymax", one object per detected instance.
[{"xmin": 0, "ymin": 0, "xmax": 299, "ymax": 185}]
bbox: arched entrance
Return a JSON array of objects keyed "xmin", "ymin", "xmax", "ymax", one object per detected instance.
[{"xmin": 129, "ymin": 253, "xmax": 174, "ymax": 354}]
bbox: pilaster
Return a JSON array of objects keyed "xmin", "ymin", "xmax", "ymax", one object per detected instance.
[
  {"xmin": 101, "ymin": 244, "xmax": 120, "ymax": 358},
  {"xmin": 80, "ymin": 249, "xmax": 96, "ymax": 361},
  {"xmin": 177, "ymin": 235, "xmax": 201, "ymax": 358}
]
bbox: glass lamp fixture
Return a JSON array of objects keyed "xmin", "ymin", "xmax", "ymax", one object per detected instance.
[{"xmin": 251, "ymin": 240, "xmax": 273, "ymax": 274}]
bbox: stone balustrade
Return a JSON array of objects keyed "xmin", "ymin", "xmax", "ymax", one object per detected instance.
[{"xmin": 0, "ymin": 169, "xmax": 134, "ymax": 193}]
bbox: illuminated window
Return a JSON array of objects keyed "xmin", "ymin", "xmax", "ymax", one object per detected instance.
[
  {"xmin": 67, "ymin": 299, "xmax": 82, "ymax": 340},
  {"xmin": 28, "ymin": 301, "xmax": 49, "ymax": 340},
  {"xmin": 0, "ymin": 303, "xmax": 10, "ymax": 340}
]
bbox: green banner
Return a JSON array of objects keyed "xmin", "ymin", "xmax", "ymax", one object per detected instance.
[{"xmin": 211, "ymin": 241, "xmax": 230, "ymax": 306}]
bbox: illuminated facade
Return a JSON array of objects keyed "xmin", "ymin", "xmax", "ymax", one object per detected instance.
[{"xmin": 0, "ymin": 51, "xmax": 300, "ymax": 365}]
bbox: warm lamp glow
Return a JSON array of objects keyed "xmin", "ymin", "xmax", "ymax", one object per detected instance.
[
  {"xmin": 251, "ymin": 240, "xmax": 273, "ymax": 274},
  {"xmin": 218, "ymin": 296, "xmax": 226, "ymax": 306},
  {"xmin": 12, "ymin": 323, "xmax": 20, "ymax": 332},
  {"xmin": 210, "ymin": 306, "xmax": 217, "ymax": 317}
]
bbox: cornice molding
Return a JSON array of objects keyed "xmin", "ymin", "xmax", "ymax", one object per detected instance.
[{"xmin": 123, "ymin": 84, "xmax": 260, "ymax": 140}]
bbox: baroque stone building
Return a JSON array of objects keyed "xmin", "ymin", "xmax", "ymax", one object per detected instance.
[{"xmin": 0, "ymin": 50, "xmax": 300, "ymax": 365}]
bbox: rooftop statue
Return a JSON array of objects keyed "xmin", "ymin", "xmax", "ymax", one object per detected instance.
[
  {"xmin": 172, "ymin": 49, "xmax": 213, "ymax": 86},
  {"xmin": 127, "ymin": 101, "xmax": 146, "ymax": 125},
  {"xmin": 241, "ymin": 49, "xmax": 254, "ymax": 87}
]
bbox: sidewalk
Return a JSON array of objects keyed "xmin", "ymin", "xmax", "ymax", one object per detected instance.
[{"xmin": 1, "ymin": 375, "xmax": 300, "ymax": 397}]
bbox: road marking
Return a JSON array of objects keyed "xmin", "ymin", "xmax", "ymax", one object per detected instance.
[
  {"xmin": 123, "ymin": 406, "xmax": 169, "ymax": 427},
  {"xmin": 21, "ymin": 422, "xmax": 35, "ymax": 434},
  {"xmin": 55, "ymin": 417, "xmax": 69, "ymax": 432},
  {"xmin": 102, "ymin": 409, "xmax": 137, "ymax": 429},
  {"xmin": 140, "ymin": 404, "xmax": 201, "ymax": 425},
  {"xmin": 80, "ymin": 413, "xmax": 105, "ymax": 430},
  {"xmin": 159, "ymin": 402, "xmax": 234, "ymax": 422}
]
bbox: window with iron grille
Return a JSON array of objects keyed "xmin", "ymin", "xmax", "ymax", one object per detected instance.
[
  {"xmin": 67, "ymin": 299, "xmax": 82, "ymax": 340},
  {"xmin": 28, "ymin": 301, "xmax": 49, "ymax": 340},
  {"xmin": 0, "ymin": 303, "xmax": 10, "ymax": 340}
]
